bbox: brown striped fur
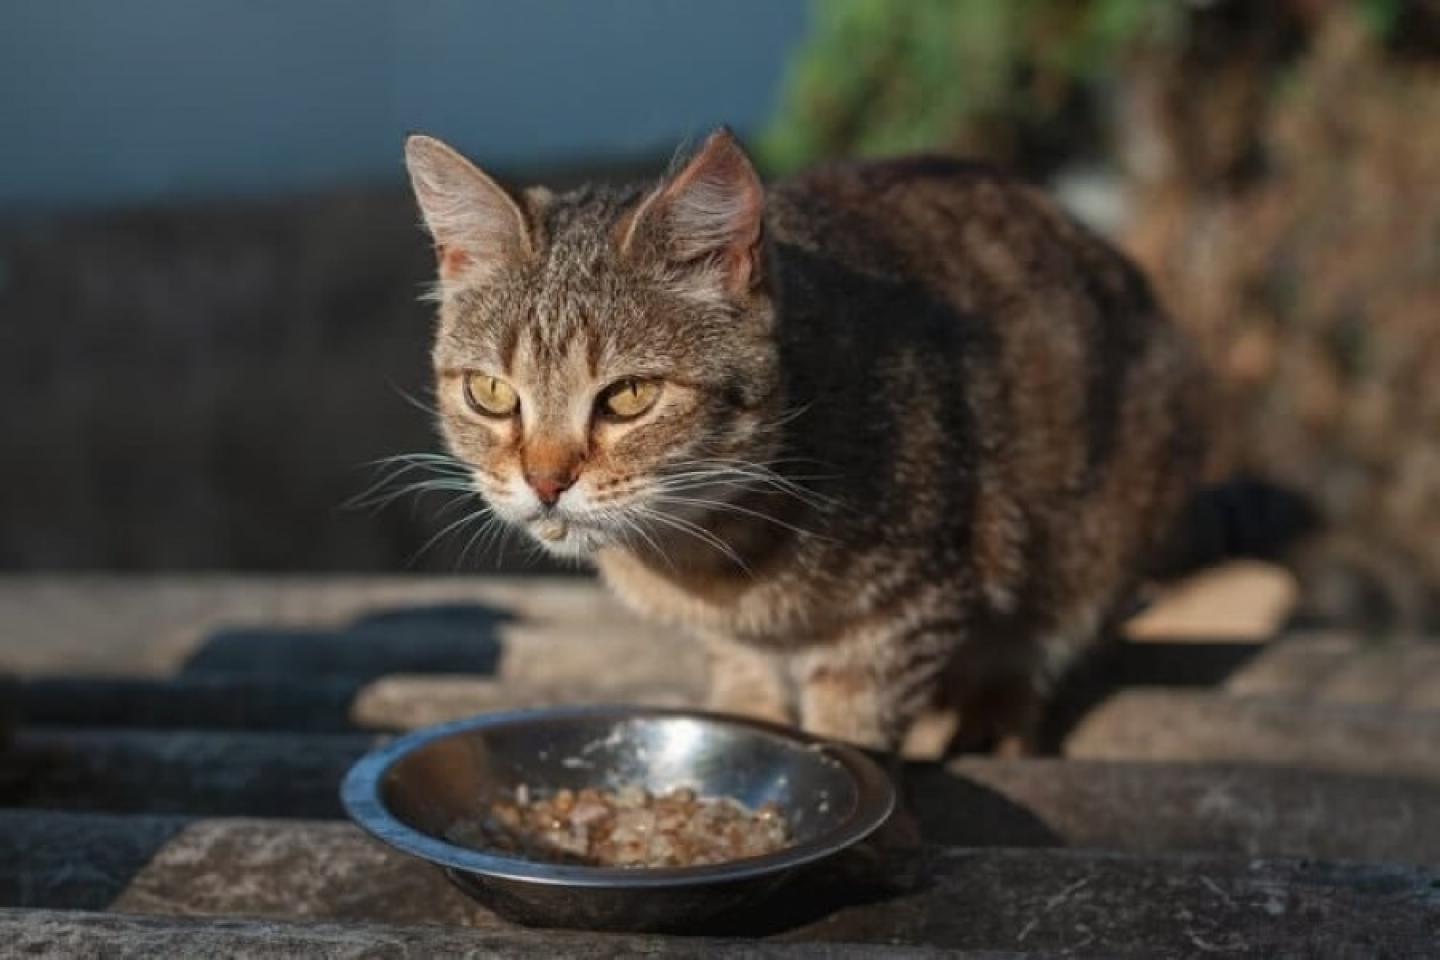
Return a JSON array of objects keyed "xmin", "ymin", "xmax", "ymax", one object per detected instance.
[{"xmin": 405, "ymin": 130, "xmax": 1207, "ymax": 750}]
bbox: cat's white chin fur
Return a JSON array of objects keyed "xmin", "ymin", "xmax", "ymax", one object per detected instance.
[{"xmin": 524, "ymin": 516, "xmax": 602, "ymax": 559}]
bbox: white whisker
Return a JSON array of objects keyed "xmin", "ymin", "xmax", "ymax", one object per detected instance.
[
  {"xmin": 635, "ymin": 506, "xmax": 752, "ymax": 576},
  {"xmin": 407, "ymin": 505, "xmax": 494, "ymax": 567},
  {"xmin": 651, "ymin": 492, "xmax": 829, "ymax": 541}
]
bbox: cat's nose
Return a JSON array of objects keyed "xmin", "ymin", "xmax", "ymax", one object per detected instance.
[{"xmin": 525, "ymin": 470, "xmax": 575, "ymax": 507}]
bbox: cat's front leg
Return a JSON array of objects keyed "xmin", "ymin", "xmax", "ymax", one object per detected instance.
[
  {"xmin": 702, "ymin": 633, "xmax": 793, "ymax": 727},
  {"xmin": 792, "ymin": 623, "xmax": 957, "ymax": 751}
]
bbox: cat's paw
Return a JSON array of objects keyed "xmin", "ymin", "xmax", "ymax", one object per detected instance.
[{"xmin": 704, "ymin": 688, "xmax": 794, "ymax": 728}]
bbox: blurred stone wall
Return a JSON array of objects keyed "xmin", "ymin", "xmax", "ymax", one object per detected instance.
[
  {"xmin": 0, "ymin": 166, "xmax": 659, "ymax": 572},
  {"xmin": 1, "ymin": 188, "xmax": 440, "ymax": 569},
  {"xmin": 1122, "ymin": 9, "xmax": 1440, "ymax": 624}
]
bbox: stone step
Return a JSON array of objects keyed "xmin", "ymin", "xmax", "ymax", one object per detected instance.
[
  {"xmin": 348, "ymin": 674, "xmax": 695, "ymax": 730},
  {"xmin": 1066, "ymin": 689, "xmax": 1440, "ymax": 780},
  {"xmin": 15, "ymin": 638, "xmax": 1440, "ymax": 745},
  {"xmin": 12, "ymin": 672, "xmax": 696, "ymax": 733},
  {"xmin": 1224, "ymin": 631, "xmax": 1440, "ymax": 708},
  {"xmin": 0, "ymin": 571, "xmax": 1330, "ymax": 690},
  {"xmin": 0, "ymin": 576, "xmax": 642, "ymax": 678},
  {"xmin": 7, "ymin": 732, "xmax": 1440, "ymax": 863},
  {"xmin": 923, "ymin": 757, "xmax": 1440, "ymax": 864},
  {"xmin": 0, "ymin": 729, "xmax": 375, "ymax": 818},
  {"xmin": 18, "ymin": 629, "xmax": 1440, "ymax": 737},
  {"xmin": 8, "ymin": 579, "xmax": 1440, "ymax": 742},
  {"xmin": 14, "ymin": 675, "xmax": 368, "ymax": 732},
  {"xmin": 0, "ymin": 910, "xmax": 922, "ymax": 960},
  {"xmin": 1124, "ymin": 560, "xmax": 1299, "ymax": 641},
  {"xmin": 1, "ymin": 813, "xmax": 1435, "ymax": 953}
]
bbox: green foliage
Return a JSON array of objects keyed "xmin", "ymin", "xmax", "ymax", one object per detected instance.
[
  {"xmin": 1355, "ymin": 0, "xmax": 1405, "ymax": 38},
  {"xmin": 760, "ymin": 0, "xmax": 1408, "ymax": 176},
  {"xmin": 760, "ymin": 0, "xmax": 1174, "ymax": 174}
]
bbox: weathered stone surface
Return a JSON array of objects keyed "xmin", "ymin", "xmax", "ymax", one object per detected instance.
[
  {"xmin": 14, "ymin": 649, "xmax": 702, "ymax": 737},
  {"xmin": 1225, "ymin": 631, "xmax": 1440, "ymax": 709},
  {"xmin": 3, "ymin": 815, "xmax": 1437, "ymax": 953},
  {"xmin": 11, "ymin": 732, "xmax": 1440, "ymax": 864},
  {"xmin": 178, "ymin": 606, "xmax": 504, "ymax": 680},
  {"xmin": 0, "ymin": 673, "xmax": 15, "ymax": 749},
  {"xmin": 4, "ymin": 574, "xmax": 1439, "ymax": 951},
  {"xmin": 0, "ymin": 811, "xmax": 478, "ymax": 924},
  {"xmin": 917, "ymin": 757, "xmax": 1440, "ymax": 864},
  {"xmin": 494, "ymin": 619, "xmax": 703, "ymax": 701},
  {"xmin": 0, "ymin": 569, "xmax": 1299, "ymax": 681},
  {"xmin": 0, "ymin": 576, "xmax": 657, "ymax": 677},
  {"xmin": 111, "ymin": 818, "xmax": 489, "ymax": 927},
  {"xmin": 16, "ymin": 674, "xmax": 368, "ymax": 731},
  {"xmin": 0, "ymin": 910, "xmax": 944, "ymax": 959},
  {"xmin": 348, "ymin": 675, "xmax": 695, "ymax": 730},
  {"xmin": 780, "ymin": 846, "xmax": 1440, "ymax": 955},
  {"xmin": 0, "ymin": 729, "xmax": 376, "ymax": 818},
  {"xmin": 0, "ymin": 811, "xmax": 189, "ymax": 910},
  {"xmin": 1066, "ymin": 688, "xmax": 1440, "ymax": 780},
  {"xmin": 1124, "ymin": 560, "xmax": 1299, "ymax": 641}
]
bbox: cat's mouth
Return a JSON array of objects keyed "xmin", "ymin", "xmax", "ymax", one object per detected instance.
[
  {"xmin": 521, "ymin": 508, "xmax": 610, "ymax": 556},
  {"xmin": 530, "ymin": 513, "xmax": 574, "ymax": 544}
]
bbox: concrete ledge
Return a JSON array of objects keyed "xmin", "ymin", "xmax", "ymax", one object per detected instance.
[
  {"xmin": 10, "ymin": 734, "xmax": 1440, "ymax": 863},
  {"xmin": 1225, "ymin": 632, "xmax": 1440, "ymax": 708},
  {"xmin": 3, "ymin": 814, "xmax": 1438, "ymax": 952},
  {"xmin": 0, "ymin": 576, "xmax": 649, "ymax": 677},
  {"xmin": 923, "ymin": 757, "xmax": 1440, "ymax": 863},
  {"xmin": 0, "ymin": 909, "xmax": 932, "ymax": 959},
  {"xmin": 1066, "ymin": 689, "xmax": 1440, "ymax": 781}
]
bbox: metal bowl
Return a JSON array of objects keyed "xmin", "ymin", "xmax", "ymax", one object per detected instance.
[{"xmin": 341, "ymin": 705, "xmax": 896, "ymax": 931}]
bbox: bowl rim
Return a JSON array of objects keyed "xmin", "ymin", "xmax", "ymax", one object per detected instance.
[{"xmin": 340, "ymin": 704, "xmax": 896, "ymax": 889}]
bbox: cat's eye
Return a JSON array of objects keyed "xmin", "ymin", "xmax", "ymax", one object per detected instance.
[
  {"xmin": 598, "ymin": 378, "xmax": 661, "ymax": 420},
  {"xmin": 464, "ymin": 373, "xmax": 519, "ymax": 417}
]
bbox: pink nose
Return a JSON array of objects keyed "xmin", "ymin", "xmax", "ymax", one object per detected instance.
[{"xmin": 526, "ymin": 471, "xmax": 575, "ymax": 507}]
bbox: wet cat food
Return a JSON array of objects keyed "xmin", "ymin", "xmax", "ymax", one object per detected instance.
[{"xmin": 446, "ymin": 784, "xmax": 790, "ymax": 868}]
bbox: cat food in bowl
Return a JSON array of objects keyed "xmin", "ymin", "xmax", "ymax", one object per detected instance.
[
  {"xmin": 448, "ymin": 783, "xmax": 790, "ymax": 868},
  {"xmin": 340, "ymin": 706, "xmax": 894, "ymax": 931}
]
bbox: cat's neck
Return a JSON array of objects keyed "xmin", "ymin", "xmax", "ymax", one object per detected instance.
[{"xmin": 599, "ymin": 482, "xmax": 811, "ymax": 588}]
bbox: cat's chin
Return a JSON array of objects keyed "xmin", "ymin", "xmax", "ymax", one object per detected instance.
[{"xmin": 524, "ymin": 516, "xmax": 603, "ymax": 560}]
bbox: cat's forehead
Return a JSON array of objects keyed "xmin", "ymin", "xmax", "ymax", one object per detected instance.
[
  {"xmin": 539, "ymin": 183, "xmax": 635, "ymax": 235},
  {"xmin": 524, "ymin": 186, "xmax": 650, "ymax": 353},
  {"xmin": 439, "ymin": 183, "xmax": 673, "ymax": 372},
  {"xmin": 533, "ymin": 184, "xmax": 640, "ymax": 269}
]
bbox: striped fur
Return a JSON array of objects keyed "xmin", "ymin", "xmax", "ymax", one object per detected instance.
[{"xmin": 407, "ymin": 130, "xmax": 1207, "ymax": 750}]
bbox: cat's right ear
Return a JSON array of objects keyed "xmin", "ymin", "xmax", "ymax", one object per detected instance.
[
  {"xmin": 619, "ymin": 128, "xmax": 766, "ymax": 299},
  {"xmin": 404, "ymin": 135, "xmax": 532, "ymax": 288}
]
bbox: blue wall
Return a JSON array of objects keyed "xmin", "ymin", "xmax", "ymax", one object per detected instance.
[{"xmin": 0, "ymin": 0, "xmax": 809, "ymax": 211}]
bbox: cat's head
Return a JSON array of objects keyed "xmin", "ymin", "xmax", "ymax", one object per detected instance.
[{"xmin": 405, "ymin": 129, "xmax": 781, "ymax": 559}]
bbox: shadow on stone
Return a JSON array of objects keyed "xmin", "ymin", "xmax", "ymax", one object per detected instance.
[
  {"xmin": 687, "ymin": 846, "xmax": 924, "ymax": 940},
  {"xmin": 901, "ymin": 762, "xmax": 1064, "ymax": 848},
  {"xmin": 181, "ymin": 603, "xmax": 510, "ymax": 682},
  {"xmin": 1037, "ymin": 637, "xmax": 1266, "ymax": 752},
  {"xmin": 0, "ymin": 811, "xmax": 189, "ymax": 912},
  {"xmin": 695, "ymin": 767, "xmax": 1062, "ymax": 938}
]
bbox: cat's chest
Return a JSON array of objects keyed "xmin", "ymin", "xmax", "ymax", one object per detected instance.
[{"xmin": 594, "ymin": 549, "xmax": 818, "ymax": 646}]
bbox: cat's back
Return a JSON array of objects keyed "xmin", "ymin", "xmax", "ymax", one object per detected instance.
[
  {"xmin": 769, "ymin": 155, "xmax": 1139, "ymax": 319},
  {"xmin": 763, "ymin": 153, "xmax": 1207, "ymax": 595}
]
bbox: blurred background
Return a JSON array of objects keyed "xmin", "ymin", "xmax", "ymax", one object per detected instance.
[{"xmin": 2, "ymin": 0, "xmax": 1438, "ymax": 626}]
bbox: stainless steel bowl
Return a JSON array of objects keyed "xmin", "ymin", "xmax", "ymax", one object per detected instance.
[{"xmin": 341, "ymin": 705, "xmax": 896, "ymax": 931}]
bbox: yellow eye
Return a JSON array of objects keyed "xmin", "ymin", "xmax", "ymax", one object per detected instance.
[
  {"xmin": 463, "ymin": 373, "xmax": 519, "ymax": 417},
  {"xmin": 599, "ymin": 378, "xmax": 661, "ymax": 420}
]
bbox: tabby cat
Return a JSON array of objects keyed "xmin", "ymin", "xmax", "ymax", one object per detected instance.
[{"xmin": 404, "ymin": 128, "xmax": 1206, "ymax": 750}]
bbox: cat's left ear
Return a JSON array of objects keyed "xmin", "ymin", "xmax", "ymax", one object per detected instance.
[
  {"xmin": 404, "ymin": 134, "xmax": 533, "ymax": 288},
  {"xmin": 620, "ymin": 127, "xmax": 765, "ymax": 297}
]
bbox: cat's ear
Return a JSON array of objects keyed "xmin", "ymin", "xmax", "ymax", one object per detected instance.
[
  {"xmin": 404, "ymin": 135, "xmax": 532, "ymax": 287},
  {"xmin": 621, "ymin": 128, "xmax": 765, "ymax": 297}
]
